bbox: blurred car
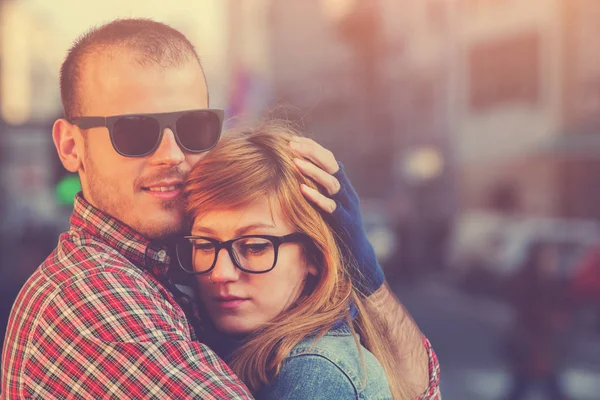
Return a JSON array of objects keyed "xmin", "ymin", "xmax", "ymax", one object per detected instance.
[
  {"xmin": 448, "ymin": 212, "xmax": 600, "ymax": 297},
  {"xmin": 497, "ymin": 219, "xmax": 596, "ymax": 279},
  {"xmin": 447, "ymin": 211, "xmax": 517, "ymax": 295}
]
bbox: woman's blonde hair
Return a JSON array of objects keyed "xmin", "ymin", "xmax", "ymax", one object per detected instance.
[{"xmin": 184, "ymin": 120, "xmax": 405, "ymax": 398}]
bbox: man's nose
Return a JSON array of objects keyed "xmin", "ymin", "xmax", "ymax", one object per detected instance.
[{"xmin": 149, "ymin": 128, "xmax": 185, "ymax": 166}]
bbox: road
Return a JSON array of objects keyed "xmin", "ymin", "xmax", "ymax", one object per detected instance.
[{"xmin": 393, "ymin": 276, "xmax": 600, "ymax": 400}]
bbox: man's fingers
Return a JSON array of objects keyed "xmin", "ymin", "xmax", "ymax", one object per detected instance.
[
  {"xmin": 301, "ymin": 184, "xmax": 337, "ymax": 214},
  {"xmin": 294, "ymin": 158, "xmax": 341, "ymax": 196},
  {"xmin": 289, "ymin": 137, "xmax": 339, "ymax": 174}
]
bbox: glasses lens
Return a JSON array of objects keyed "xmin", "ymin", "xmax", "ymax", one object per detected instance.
[
  {"xmin": 175, "ymin": 110, "xmax": 221, "ymax": 152},
  {"xmin": 191, "ymin": 238, "xmax": 217, "ymax": 273},
  {"xmin": 232, "ymin": 237, "xmax": 275, "ymax": 272},
  {"xmin": 112, "ymin": 116, "xmax": 160, "ymax": 156}
]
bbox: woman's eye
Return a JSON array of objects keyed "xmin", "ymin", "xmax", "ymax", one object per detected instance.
[
  {"xmin": 194, "ymin": 243, "xmax": 215, "ymax": 253},
  {"xmin": 240, "ymin": 242, "xmax": 270, "ymax": 255}
]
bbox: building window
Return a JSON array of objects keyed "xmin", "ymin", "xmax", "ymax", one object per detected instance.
[{"xmin": 468, "ymin": 30, "xmax": 541, "ymax": 111}]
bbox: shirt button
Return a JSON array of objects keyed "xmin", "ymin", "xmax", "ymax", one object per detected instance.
[{"xmin": 157, "ymin": 250, "xmax": 167, "ymax": 259}]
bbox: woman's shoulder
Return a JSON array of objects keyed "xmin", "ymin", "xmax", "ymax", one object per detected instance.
[{"xmin": 257, "ymin": 325, "xmax": 392, "ymax": 400}]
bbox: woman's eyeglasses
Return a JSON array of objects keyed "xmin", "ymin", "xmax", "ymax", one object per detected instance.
[{"xmin": 175, "ymin": 233, "xmax": 311, "ymax": 275}]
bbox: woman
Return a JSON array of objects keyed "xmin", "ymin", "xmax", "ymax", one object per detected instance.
[{"xmin": 176, "ymin": 121, "xmax": 404, "ymax": 399}]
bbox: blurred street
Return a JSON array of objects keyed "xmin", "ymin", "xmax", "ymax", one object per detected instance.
[{"xmin": 395, "ymin": 275, "xmax": 600, "ymax": 400}]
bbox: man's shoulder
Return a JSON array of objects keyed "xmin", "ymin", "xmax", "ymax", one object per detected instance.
[
  {"xmin": 9, "ymin": 236, "xmax": 187, "ymax": 343},
  {"xmin": 15, "ymin": 232, "xmax": 160, "ymax": 324},
  {"xmin": 40, "ymin": 230, "xmax": 144, "ymax": 284}
]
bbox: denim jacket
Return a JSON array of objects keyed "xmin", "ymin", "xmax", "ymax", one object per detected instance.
[{"xmin": 256, "ymin": 323, "xmax": 392, "ymax": 400}]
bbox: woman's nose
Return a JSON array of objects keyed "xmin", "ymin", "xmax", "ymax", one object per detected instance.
[{"xmin": 209, "ymin": 248, "xmax": 241, "ymax": 283}]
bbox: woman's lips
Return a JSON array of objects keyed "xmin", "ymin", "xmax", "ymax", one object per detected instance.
[{"xmin": 213, "ymin": 296, "xmax": 249, "ymax": 309}]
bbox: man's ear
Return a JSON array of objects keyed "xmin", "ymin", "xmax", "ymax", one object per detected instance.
[{"xmin": 52, "ymin": 118, "xmax": 82, "ymax": 173}]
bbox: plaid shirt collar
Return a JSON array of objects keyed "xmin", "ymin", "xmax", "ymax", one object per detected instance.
[{"xmin": 69, "ymin": 192, "xmax": 172, "ymax": 279}]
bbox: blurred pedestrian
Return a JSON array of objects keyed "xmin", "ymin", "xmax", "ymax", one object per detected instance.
[
  {"xmin": 501, "ymin": 242, "xmax": 571, "ymax": 400},
  {"xmin": 571, "ymin": 244, "xmax": 600, "ymax": 334}
]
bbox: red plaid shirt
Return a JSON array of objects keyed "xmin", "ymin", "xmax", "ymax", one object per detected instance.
[
  {"xmin": 421, "ymin": 336, "xmax": 441, "ymax": 399},
  {"xmin": 2, "ymin": 194, "xmax": 441, "ymax": 399},
  {"xmin": 1, "ymin": 194, "xmax": 252, "ymax": 399}
]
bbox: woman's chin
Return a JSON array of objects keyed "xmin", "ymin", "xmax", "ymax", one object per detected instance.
[{"xmin": 215, "ymin": 318, "xmax": 260, "ymax": 335}]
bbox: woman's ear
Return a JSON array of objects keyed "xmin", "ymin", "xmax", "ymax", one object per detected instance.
[
  {"xmin": 307, "ymin": 262, "xmax": 319, "ymax": 276},
  {"xmin": 52, "ymin": 118, "xmax": 83, "ymax": 173},
  {"xmin": 306, "ymin": 248, "xmax": 321, "ymax": 276}
]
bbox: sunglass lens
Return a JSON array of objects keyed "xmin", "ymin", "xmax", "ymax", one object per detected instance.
[
  {"xmin": 112, "ymin": 116, "xmax": 160, "ymax": 156},
  {"xmin": 175, "ymin": 110, "xmax": 221, "ymax": 152}
]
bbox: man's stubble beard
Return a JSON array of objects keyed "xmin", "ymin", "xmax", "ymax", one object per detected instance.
[{"xmin": 83, "ymin": 152, "xmax": 185, "ymax": 240}]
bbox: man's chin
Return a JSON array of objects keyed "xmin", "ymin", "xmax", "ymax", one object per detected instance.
[{"xmin": 135, "ymin": 211, "xmax": 186, "ymax": 240}]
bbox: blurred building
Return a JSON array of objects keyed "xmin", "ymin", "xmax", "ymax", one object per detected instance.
[
  {"xmin": 231, "ymin": 0, "xmax": 459, "ymax": 274},
  {"xmin": 0, "ymin": 0, "xmax": 63, "ymax": 125},
  {"xmin": 449, "ymin": 0, "xmax": 600, "ymax": 220},
  {"xmin": 265, "ymin": 0, "xmax": 373, "ymax": 191},
  {"xmin": 224, "ymin": 0, "xmax": 273, "ymax": 124},
  {"xmin": 0, "ymin": 0, "xmax": 72, "ymax": 237},
  {"xmin": 379, "ymin": 0, "xmax": 457, "ymax": 273},
  {"xmin": 228, "ymin": 0, "xmax": 457, "ymax": 217},
  {"xmin": 380, "ymin": 0, "xmax": 457, "ymax": 220}
]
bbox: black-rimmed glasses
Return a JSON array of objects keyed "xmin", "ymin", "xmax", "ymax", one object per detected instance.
[
  {"xmin": 69, "ymin": 109, "xmax": 224, "ymax": 158},
  {"xmin": 175, "ymin": 233, "xmax": 311, "ymax": 275}
]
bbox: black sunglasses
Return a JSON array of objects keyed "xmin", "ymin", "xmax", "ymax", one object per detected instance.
[
  {"xmin": 69, "ymin": 109, "xmax": 224, "ymax": 158},
  {"xmin": 176, "ymin": 232, "xmax": 311, "ymax": 275}
]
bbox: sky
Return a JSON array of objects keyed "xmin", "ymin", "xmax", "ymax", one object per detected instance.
[
  {"xmin": 19, "ymin": 0, "xmax": 230, "ymax": 107},
  {"xmin": 22, "ymin": 0, "xmax": 227, "ymax": 59}
]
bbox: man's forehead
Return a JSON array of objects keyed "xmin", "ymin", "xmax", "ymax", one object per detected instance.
[{"xmin": 78, "ymin": 49, "xmax": 208, "ymax": 115}]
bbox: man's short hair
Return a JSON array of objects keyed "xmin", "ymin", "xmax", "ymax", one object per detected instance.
[{"xmin": 60, "ymin": 18, "xmax": 206, "ymax": 120}]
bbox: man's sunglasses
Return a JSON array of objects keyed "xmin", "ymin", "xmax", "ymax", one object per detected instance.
[{"xmin": 69, "ymin": 109, "xmax": 224, "ymax": 158}]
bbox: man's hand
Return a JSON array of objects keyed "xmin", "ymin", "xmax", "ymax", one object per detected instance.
[
  {"xmin": 289, "ymin": 135, "xmax": 385, "ymax": 294},
  {"xmin": 289, "ymin": 136, "xmax": 340, "ymax": 213}
]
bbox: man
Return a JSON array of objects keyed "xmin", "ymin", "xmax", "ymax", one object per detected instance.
[{"xmin": 1, "ymin": 19, "xmax": 439, "ymax": 399}]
